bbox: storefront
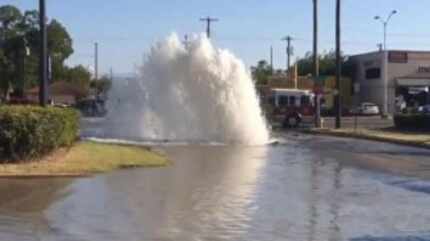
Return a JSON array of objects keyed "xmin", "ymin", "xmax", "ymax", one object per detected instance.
[{"xmin": 350, "ymin": 50, "xmax": 430, "ymax": 114}]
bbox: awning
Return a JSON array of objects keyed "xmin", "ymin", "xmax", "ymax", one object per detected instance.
[{"xmin": 397, "ymin": 78, "xmax": 430, "ymax": 87}]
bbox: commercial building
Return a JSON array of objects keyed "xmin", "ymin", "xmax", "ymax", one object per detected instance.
[{"xmin": 350, "ymin": 50, "xmax": 430, "ymax": 114}]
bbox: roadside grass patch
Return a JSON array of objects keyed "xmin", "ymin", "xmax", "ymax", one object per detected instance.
[{"xmin": 0, "ymin": 141, "xmax": 169, "ymax": 177}]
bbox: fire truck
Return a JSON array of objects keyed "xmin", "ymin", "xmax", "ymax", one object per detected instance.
[{"xmin": 267, "ymin": 88, "xmax": 315, "ymax": 128}]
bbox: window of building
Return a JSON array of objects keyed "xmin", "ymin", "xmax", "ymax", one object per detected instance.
[
  {"xmin": 389, "ymin": 51, "xmax": 408, "ymax": 63},
  {"xmin": 268, "ymin": 96, "xmax": 275, "ymax": 106},
  {"xmin": 289, "ymin": 96, "xmax": 296, "ymax": 106},
  {"xmin": 365, "ymin": 68, "xmax": 381, "ymax": 79},
  {"xmin": 279, "ymin": 96, "xmax": 288, "ymax": 106},
  {"xmin": 300, "ymin": 95, "xmax": 310, "ymax": 105}
]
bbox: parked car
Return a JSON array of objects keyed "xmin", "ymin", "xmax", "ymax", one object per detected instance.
[
  {"xmin": 353, "ymin": 102, "xmax": 380, "ymax": 115},
  {"xmin": 418, "ymin": 105, "xmax": 430, "ymax": 114}
]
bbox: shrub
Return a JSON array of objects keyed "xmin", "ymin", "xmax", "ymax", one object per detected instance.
[
  {"xmin": 394, "ymin": 114, "xmax": 430, "ymax": 130},
  {"xmin": 0, "ymin": 106, "xmax": 79, "ymax": 162}
]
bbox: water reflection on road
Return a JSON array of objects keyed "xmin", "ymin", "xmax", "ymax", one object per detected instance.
[{"xmin": 1, "ymin": 134, "xmax": 430, "ymax": 241}]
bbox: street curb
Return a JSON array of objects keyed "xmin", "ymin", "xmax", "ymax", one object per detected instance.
[
  {"xmin": 0, "ymin": 174, "xmax": 91, "ymax": 179},
  {"xmin": 299, "ymin": 129, "xmax": 430, "ymax": 150}
]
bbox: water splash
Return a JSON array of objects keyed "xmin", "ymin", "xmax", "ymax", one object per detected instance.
[{"xmin": 105, "ymin": 33, "xmax": 269, "ymax": 145}]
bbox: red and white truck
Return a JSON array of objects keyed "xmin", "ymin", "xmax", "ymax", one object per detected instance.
[{"xmin": 267, "ymin": 88, "xmax": 315, "ymax": 128}]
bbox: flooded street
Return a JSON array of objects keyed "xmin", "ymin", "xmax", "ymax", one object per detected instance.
[{"xmin": 1, "ymin": 133, "xmax": 430, "ymax": 241}]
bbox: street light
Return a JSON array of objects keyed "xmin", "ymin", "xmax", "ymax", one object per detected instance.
[
  {"xmin": 374, "ymin": 10, "xmax": 398, "ymax": 51},
  {"xmin": 374, "ymin": 10, "xmax": 397, "ymax": 116}
]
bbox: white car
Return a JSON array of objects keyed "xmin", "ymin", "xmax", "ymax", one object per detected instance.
[
  {"xmin": 359, "ymin": 102, "xmax": 380, "ymax": 115},
  {"xmin": 418, "ymin": 105, "xmax": 430, "ymax": 114}
]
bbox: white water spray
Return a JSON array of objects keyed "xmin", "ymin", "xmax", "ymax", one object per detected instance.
[{"xmin": 105, "ymin": 33, "xmax": 269, "ymax": 145}]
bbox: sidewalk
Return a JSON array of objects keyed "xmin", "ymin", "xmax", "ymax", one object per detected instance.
[{"xmin": 301, "ymin": 128, "xmax": 430, "ymax": 149}]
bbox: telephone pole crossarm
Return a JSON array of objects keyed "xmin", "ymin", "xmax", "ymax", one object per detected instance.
[{"xmin": 200, "ymin": 17, "xmax": 219, "ymax": 38}]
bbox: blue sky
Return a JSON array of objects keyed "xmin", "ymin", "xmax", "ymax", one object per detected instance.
[{"xmin": 2, "ymin": 0, "xmax": 430, "ymax": 75}]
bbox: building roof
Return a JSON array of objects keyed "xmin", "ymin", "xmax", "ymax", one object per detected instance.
[
  {"xmin": 399, "ymin": 72, "xmax": 430, "ymax": 80},
  {"xmin": 26, "ymin": 81, "xmax": 87, "ymax": 98},
  {"xmin": 350, "ymin": 49, "xmax": 430, "ymax": 58}
]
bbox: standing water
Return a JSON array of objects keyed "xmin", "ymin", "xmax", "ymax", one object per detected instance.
[{"xmin": 104, "ymin": 33, "xmax": 269, "ymax": 145}]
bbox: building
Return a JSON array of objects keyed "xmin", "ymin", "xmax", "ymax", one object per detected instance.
[
  {"xmin": 350, "ymin": 50, "xmax": 430, "ymax": 114},
  {"xmin": 26, "ymin": 81, "xmax": 88, "ymax": 105}
]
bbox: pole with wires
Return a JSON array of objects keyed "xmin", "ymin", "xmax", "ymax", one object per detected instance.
[
  {"xmin": 39, "ymin": 0, "xmax": 48, "ymax": 106},
  {"xmin": 200, "ymin": 17, "xmax": 218, "ymax": 38},
  {"xmin": 313, "ymin": 0, "xmax": 321, "ymax": 127},
  {"xmin": 335, "ymin": 0, "xmax": 342, "ymax": 129}
]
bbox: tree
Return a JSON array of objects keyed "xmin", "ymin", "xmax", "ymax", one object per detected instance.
[
  {"xmin": 296, "ymin": 50, "xmax": 353, "ymax": 77},
  {"xmin": 0, "ymin": 5, "xmax": 24, "ymax": 98},
  {"xmin": 251, "ymin": 60, "xmax": 272, "ymax": 85},
  {"xmin": 91, "ymin": 76, "xmax": 112, "ymax": 96},
  {"xmin": 64, "ymin": 65, "xmax": 91, "ymax": 93},
  {"xmin": 0, "ymin": 4, "xmax": 75, "ymax": 99},
  {"xmin": 47, "ymin": 20, "xmax": 73, "ymax": 81},
  {"xmin": 21, "ymin": 10, "xmax": 39, "ymax": 30},
  {"xmin": 0, "ymin": 5, "xmax": 22, "ymax": 32}
]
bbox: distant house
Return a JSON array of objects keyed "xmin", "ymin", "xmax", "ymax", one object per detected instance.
[{"xmin": 26, "ymin": 81, "xmax": 88, "ymax": 105}]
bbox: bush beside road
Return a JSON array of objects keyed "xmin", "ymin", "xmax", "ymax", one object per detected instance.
[
  {"xmin": 0, "ymin": 106, "xmax": 169, "ymax": 177},
  {"xmin": 0, "ymin": 106, "xmax": 79, "ymax": 161},
  {"xmin": 302, "ymin": 128, "xmax": 430, "ymax": 150}
]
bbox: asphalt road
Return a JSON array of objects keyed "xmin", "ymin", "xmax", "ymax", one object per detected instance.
[{"xmin": 1, "ymin": 132, "xmax": 430, "ymax": 241}]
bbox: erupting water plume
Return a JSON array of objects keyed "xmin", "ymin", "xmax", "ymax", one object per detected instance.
[{"xmin": 105, "ymin": 33, "xmax": 269, "ymax": 145}]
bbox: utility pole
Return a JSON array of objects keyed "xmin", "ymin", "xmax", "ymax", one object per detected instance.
[
  {"xmin": 282, "ymin": 36, "xmax": 294, "ymax": 76},
  {"xmin": 200, "ymin": 16, "xmax": 218, "ymax": 38},
  {"xmin": 39, "ymin": 0, "xmax": 48, "ymax": 106},
  {"xmin": 184, "ymin": 34, "xmax": 189, "ymax": 48},
  {"xmin": 110, "ymin": 67, "xmax": 113, "ymax": 81},
  {"xmin": 94, "ymin": 42, "xmax": 99, "ymax": 80},
  {"xmin": 270, "ymin": 45, "xmax": 274, "ymax": 74},
  {"xmin": 313, "ymin": 0, "xmax": 321, "ymax": 127},
  {"xmin": 335, "ymin": 0, "xmax": 342, "ymax": 129}
]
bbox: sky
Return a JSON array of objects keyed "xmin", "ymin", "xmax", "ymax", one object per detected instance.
[{"xmin": 2, "ymin": 0, "xmax": 430, "ymax": 75}]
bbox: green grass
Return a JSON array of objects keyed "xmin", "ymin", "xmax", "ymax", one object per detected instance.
[{"xmin": 0, "ymin": 141, "xmax": 169, "ymax": 177}]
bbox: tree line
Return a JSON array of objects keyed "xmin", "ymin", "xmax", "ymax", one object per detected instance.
[
  {"xmin": 0, "ymin": 4, "xmax": 110, "ymax": 101},
  {"xmin": 251, "ymin": 50, "xmax": 354, "ymax": 85}
]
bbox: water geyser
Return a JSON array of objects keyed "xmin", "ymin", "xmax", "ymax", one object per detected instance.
[{"xmin": 105, "ymin": 33, "xmax": 269, "ymax": 145}]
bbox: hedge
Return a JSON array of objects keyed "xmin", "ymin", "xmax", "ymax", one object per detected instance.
[
  {"xmin": 0, "ymin": 106, "xmax": 79, "ymax": 162},
  {"xmin": 394, "ymin": 114, "xmax": 430, "ymax": 130}
]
